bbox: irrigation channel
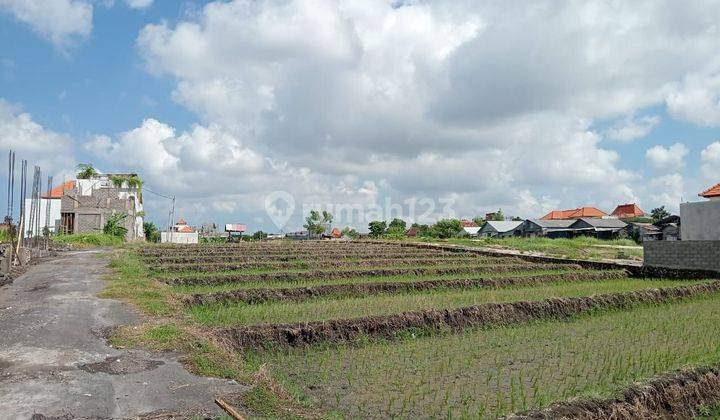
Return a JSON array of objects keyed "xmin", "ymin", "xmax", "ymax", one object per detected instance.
[{"xmin": 136, "ymin": 240, "xmax": 720, "ymax": 418}]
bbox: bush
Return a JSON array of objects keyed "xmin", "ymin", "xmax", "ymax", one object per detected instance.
[
  {"xmin": 430, "ymin": 219, "xmax": 463, "ymax": 239},
  {"xmin": 54, "ymin": 233, "xmax": 124, "ymax": 247},
  {"xmin": 368, "ymin": 221, "xmax": 387, "ymax": 237},
  {"xmin": 143, "ymin": 221, "xmax": 160, "ymax": 243},
  {"xmin": 104, "ymin": 212, "xmax": 128, "ymax": 239}
]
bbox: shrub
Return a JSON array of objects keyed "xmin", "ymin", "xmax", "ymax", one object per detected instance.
[
  {"xmin": 104, "ymin": 212, "xmax": 128, "ymax": 239},
  {"xmin": 368, "ymin": 220, "xmax": 387, "ymax": 237}
]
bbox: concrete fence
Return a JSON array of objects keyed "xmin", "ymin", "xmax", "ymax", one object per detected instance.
[
  {"xmin": 644, "ymin": 241, "xmax": 720, "ymax": 272},
  {"xmin": 160, "ymin": 232, "xmax": 199, "ymax": 244}
]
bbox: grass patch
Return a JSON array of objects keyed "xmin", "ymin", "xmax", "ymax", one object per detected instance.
[
  {"xmin": 170, "ymin": 269, "xmax": 592, "ymax": 294},
  {"xmin": 54, "ymin": 233, "xmax": 124, "ymax": 247},
  {"xmin": 187, "ymin": 278, "xmax": 698, "ymax": 326},
  {"xmin": 261, "ymin": 293, "xmax": 720, "ymax": 418},
  {"xmin": 100, "ymin": 251, "xmax": 171, "ymax": 316}
]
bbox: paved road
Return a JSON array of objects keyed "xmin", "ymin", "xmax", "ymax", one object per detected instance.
[{"xmin": 0, "ymin": 250, "xmax": 243, "ymax": 419}]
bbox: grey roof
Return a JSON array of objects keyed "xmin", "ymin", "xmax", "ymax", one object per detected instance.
[
  {"xmin": 526, "ymin": 219, "xmax": 575, "ymax": 228},
  {"xmin": 573, "ymin": 218, "xmax": 627, "ymax": 229},
  {"xmin": 482, "ymin": 221, "xmax": 524, "ymax": 233}
]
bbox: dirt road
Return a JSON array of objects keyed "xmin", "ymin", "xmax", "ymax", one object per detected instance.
[{"xmin": 0, "ymin": 250, "xmax": 243, "ymax": 419}]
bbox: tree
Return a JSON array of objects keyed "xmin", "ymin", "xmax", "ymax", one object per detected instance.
[
  {"xmin": 252, "ymin": 230, "xmax": 268, "ymax": 240},
  {"xmin": 491, "ymin": 210, "xmax": 505, "ymax": 221},
  {"xmin": 368, "ymin": 220, "xmax": 387, "ymax": 237},
  {"xmin": 651, "ymin": 206, "xmax": 670, "ymax": 222},
  {"xmin": 431, "ymin": 219, "xmax": 463, "ymax": 238},
  {"xmin": 472, "ymin": 216, "xmax": 485, "ymax": 226},
  {"xmin": 143, "ymin": 221, "xmax": 160, "ymax": 243},
  {"xmin": 386, "ymin": 218, "xmax": 407, "ymax": 236},
  {"xmin": 104, "ymin": 212, "xmax": 128, "ymax": 239},
  {"xmin": 341, "ymin": 227, "xmax": 360, "ymax": 239},
  {"xmin": 76, "ymin": 163, "xmax": 98, "ymax": 179},
  {"xmin": 388, "ymin": 218, "xmax": 406, "ymax": 230},
  {"xmin": 304, "ymin": 210, "xmax": 330, "ymax": 235}
]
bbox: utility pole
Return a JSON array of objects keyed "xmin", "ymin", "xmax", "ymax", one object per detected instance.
[
  {"xmin": 45, "ymin": 176, "xmax": 53, "ymax": 250},
  {"xmin": 169, "ymin": 195, "xmax": 175, "ymax": 243}
]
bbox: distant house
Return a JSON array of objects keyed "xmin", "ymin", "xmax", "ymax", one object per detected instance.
[
  {"xmin": 406, "ymin": 227, "xmax": 419, "ymax": 237},
  {"xmin": 161, "ymin": 218, "xmax": 199, "ymax": 244},
  {"xmin": 22, "ymin": 180, "xmax": 75, "ymax": 237},
  {"xmin": 521, "ymin": 219, "xmax": 575, "ymax": 238},
  {"xmin": 478, "ymin": 221, "xmax": 524, "ymax": 238},
  {"xmin": 625, "ymin": 222, "xmax": 661, "ymax": 242},
  {"xmin": 700, "ymin": 183, "xmax": 720, "ymax": 201},
  {"xmin": 485, "ymin": 212, "xmax": 501, "ymax": 221},
  {"xmin": 653, "ymin": 215, "xmax": 680, "ymax": 241},
  {"xmin": 541, "ymin": 207, "xmax": 607, "ymax": 220},
  {"xmin": 460, "ymin": 219, "xmax": 481, "ymax": 236},
  {"xmin": 568, "ymin": 218, "xmax": 627, "ymax": 239},
  {"xmin": 331, "ymin": 227, "xmax": 342, "ymax": 238},
  {"xmin": 611, "ymin": 203, "xmax": 645, "ymax": 220}
]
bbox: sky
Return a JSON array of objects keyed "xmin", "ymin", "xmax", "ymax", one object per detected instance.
[{"xmin": 1, "ymin": 0, "xmax": 719, "ymax": 233}]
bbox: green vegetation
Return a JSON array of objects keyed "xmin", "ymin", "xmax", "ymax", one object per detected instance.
[
  {"xmin": 103, "ymin": 212, "xmax": 128, "ymax": 239},
  {"xmin": 143, "ymin": 221, "xmax": 160, "ymax": 243},
  {"xmin": 107, "ymin": 241, "xmax": 718, "ymax": 417},
  {"xmin": 54, "ymin": 233, "xmax": 124, "ymax": 247},
  {"xmin": 75, "ymin": 163, "xmax": 98, "ymax": 179},
  {"xmin": 651, "ymin": 206, "xmax": 671, "ymax": 222},
  {"xmin": 170, "ymin": 269, "xmax": 594, "ymax": 294},
  {"xmin": 187, "ymin": 278, "xmax": 695, "ymax": 326},
  {"xmin": 262, "ymin": 294, "xmax": 720, "ymax": 418},
  {"xmin": 304, "ymin": 210, "xmax": 333, "ymax": 235}
]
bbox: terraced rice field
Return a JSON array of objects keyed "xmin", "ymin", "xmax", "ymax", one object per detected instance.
[{"xmin": 136, "ymin": 240, "xmax": 720, "ymax": 418}]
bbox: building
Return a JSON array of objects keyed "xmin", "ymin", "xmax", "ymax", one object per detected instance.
[
  {"xmin": 521, "ymin": 219, "xmax": 575, "ymax": 238},
  {"xmin": 679, "ymin": 182, "xmax": 720, "ymax": 240},
  {"xmin": 21, "ymin": 180, "xmax": 75, "ymax": 237},
  {"xmin": 161, "ymin": 218, "xmax": 198, "ymax": 244},
  {"xmin": 460, "ymin": 219, "xmax": 481, "ymax": 236},
  {"xmin": 653, "ymin": 215, "xmax": 680, "ymax": 241},
  {"xmin": 568, "ymin": 218, "xmax": 627, "ymax": 239},
  {"xmin": 540, "ymin": 207, "xmax": 607, "ymax": 220},
  {"xmin": 625, "ymin": 222, "xmax": 661, "ymax": 242},
  {"xmin": 485, "ymin": 212, "xmax": 502, "ymax": 221},
  {"xmin": 611, "ymin": 203, "xmax": 645, "ymax": 220},
  {"xmin": 477, "ymin": 221, "xmax": 523, "ymax": 238},
  {"xmin": 59, "ymin": 174, "xmax": 144, "ymax": 241}
]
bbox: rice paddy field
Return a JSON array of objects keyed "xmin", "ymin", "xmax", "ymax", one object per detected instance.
[{"xmin": 133, "ymin": 240, "xmax": 720, "ymax": 418}]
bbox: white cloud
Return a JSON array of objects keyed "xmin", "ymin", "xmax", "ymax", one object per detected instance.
[
  {"xmin": 701, "ymin": 141, "xmax": 720, "ymax": 179},
  {"xmin": 667, "ymin": 67, "xmax": 720, "ymax": 126},
  {"xmin": 648, "ymin": 173, "xmax": 684, "ymax": 211},
  {"xmin": 0, "ymin": 99, "xmax": 75, "ymax": 174},
  {"xmin": 645, "ymin": 143, "xmax": 689, "ymax": 172},
  {"xmin": 113, "ymin": 0, "xmax": 720, "ymax": 229},
  {"xmin": 124, "ymin": 0, "xmax": 152, "ymax": 10},
  {"xmin": 605, "ymin": 115, "xmax": 660, "ymax": 142},
  {"xmin": 0, "ymin": 0, "xmax": 92, "ymax": 47}
]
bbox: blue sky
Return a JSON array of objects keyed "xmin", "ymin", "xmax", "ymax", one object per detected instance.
[{"xmin": 1, "ymin": 0, "xmax": 719, "ymax": 233}]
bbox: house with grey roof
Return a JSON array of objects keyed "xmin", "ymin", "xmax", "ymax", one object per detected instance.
[
  {"xmin": 568, "ymin": 218, "xmax": 627, "ymax": 239},
  {"xmin": 521, "ymin": 219, "xmax": 575, "ymax": 238},
  {"xmin": 477, "ymin": 221, "xmax": 524, "ymax": 238}
]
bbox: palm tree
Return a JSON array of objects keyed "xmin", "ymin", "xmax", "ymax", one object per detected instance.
[{"xmin": 76, "ymin": 164, "xmax": 98, "ymax": 179}]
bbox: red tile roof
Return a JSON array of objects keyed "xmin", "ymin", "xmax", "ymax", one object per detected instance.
[
  {"xmin": 541, "ymin": 207, "xmax": 607, "ymax": 220},
  {"xmin": 176, "ymin": 218, "xmax": 188, "ymax": 225},
  {"xmin": 700, "ymin": 183, "xmax": 720, "ymax": 198},
  {"xmin": 460, "ymin": 219, "xmax": 479, "ymax": 227},
  {"xmin": 41, "ymin": 180, "xmax": 75, "ymax": 199},
  {"xmin": 610, "ymin": 203, "xmax": 645, "ymax": 219},
  {"xmin": 331, "ymin": 228, "xmax": 342, "ymax": 238}
]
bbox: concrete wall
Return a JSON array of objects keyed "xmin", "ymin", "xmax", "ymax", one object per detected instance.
[
  {"xmin": 161, "ymin": 232, "xmax": 199, "ymax": 244},
  {"xmin": 22, "ymin": 198, "xmax": 61, "ymax": 237},
  {"xmin": 644, "ymin": 240, "xmax": 720, "ymax": 272},
  {"xmin": 680, "ymin": 200, "xmax": 720, "ymax": 240}
]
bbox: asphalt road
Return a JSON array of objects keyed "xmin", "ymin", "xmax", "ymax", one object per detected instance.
[{"xmin": 0, "ymin": 250, "xmax": 243, "ymax": 419}]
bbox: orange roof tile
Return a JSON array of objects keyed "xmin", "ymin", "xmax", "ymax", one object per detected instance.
[
  {"xmin": 331, "ymin": 228, "xmax": 342, "ymax": 238},
  {"xmin": 700, "ymin": 182, "xmax": 720, "ymax": 198},
  {"xmin": 41, "ymin": 180, "xmax": 75, "ymax": 199},
  {"xmin": 541, "ymin": 207, "xmax": 607, "ymax": 220},
  {"xmin": 610, "ymin": 203, "xmax": 645, "ymax": 219},
  {"xmin": 460, "ymin": 219, "xmax": 479, "ymax": 227}
]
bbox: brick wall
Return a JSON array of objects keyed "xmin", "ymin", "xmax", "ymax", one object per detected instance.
[{"xmin": 644, "ymin": 241, "xmax": 720, "ymax": 272}]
